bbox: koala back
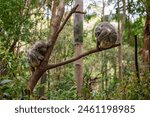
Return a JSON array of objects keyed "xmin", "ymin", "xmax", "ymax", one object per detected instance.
[{"xmin": 95, "ymin": 22, "xmax": 117, "ymax": 49}]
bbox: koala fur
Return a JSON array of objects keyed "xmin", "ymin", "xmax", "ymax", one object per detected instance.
[
  {"xmin": 27, "ymin": 41, "xmax": 50, "ymax": 71},
  {"xmin": 95, "ymin": 22, "xmax": 117, "ymax": 49}
]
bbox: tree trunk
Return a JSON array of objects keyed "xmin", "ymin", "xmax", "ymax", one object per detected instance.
[
  {"xmin": 118, "ymin": 0, "xmax": 126, "ymax": 79},
  {"xmin": 101, "ymin": 0, "xmax": 106, "ymax": 22},
  {"xmin": 118, "ymin": 0, "xmax": 122, "ymax": 79},
  {"xmin": 142, "ymin": 12, "xmax": 150, "ymax": 71},
  {"xmin": 134, "ymin": 35, "xmax": 140, "ymax": 79},
  {"xmin": 38, "ymin": 73, "xmax": 47, "ymax": 98},
  {"xmin": 74, "ymin": 0, "xmax": 83, "ymax": 97},
  {"xmin": 127, "ymin": 0, "xmax": 131, "ymax": 44},
  {"xmin": 27, "ymin": 0, "xmax": 65, "ymax": 93}
]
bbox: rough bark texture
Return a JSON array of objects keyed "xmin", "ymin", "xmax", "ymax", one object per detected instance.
[{"xmin": 74, "ymin": 0, "xmax": 83, "ymax": 97}]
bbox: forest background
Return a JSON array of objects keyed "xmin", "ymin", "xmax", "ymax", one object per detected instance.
[{"xmin": 0, "ymin": 0, "xmax": 150, "ymax": 100}]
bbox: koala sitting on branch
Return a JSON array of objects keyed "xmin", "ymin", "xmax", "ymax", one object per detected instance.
[
  {"xmin": 27, "ymin": 41, "xmax": 50, "ymax": 72},
  {"xmin": 95, "ymin": 22, "xmax": 117, "ymax": 49}
]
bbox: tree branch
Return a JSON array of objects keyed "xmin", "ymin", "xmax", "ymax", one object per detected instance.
[
  {"xmin": 44, "ymin": 0, "xmax": 65, "ymax": 61},
  {"xmin": 46, "ymin": 44, "xmax": 120, "ymax": 70},
  {"xmin": 74, "ymin": 11, "xmax": 86, "ymax": 14},
  {"xmin": 56, "ymin": 4, "xmax": 79, "ymax": 35},
  {"xmin": 27, "ymin": 0, "xmax": 65, "ymax": 93}
]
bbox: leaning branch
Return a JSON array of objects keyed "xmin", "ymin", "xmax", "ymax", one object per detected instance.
[
  {"xmin": 56, "ymin": 4, "xmax": 81, "ymax": 35},
  {"xmin": 46, "ymin": 44, "xmax": 120, "ymax": 70},
  {"xmin": 74, "ymin": 11, "xmax": 86, "ymax": 14}
]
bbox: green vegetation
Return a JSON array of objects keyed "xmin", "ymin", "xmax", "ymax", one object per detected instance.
[{"xmin": 0, "ymin": 0, "xmax": 150, "ymax": 100}]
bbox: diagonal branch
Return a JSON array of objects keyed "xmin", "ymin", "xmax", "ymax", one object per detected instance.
[
  {"xmin": 27, "ymin": 0, "xmax": 65, "ymax": 93},
  {"xmin": 46, "ymin": 44, "xmax": 120, "ymax": 70},
  {"xmin": 74, "ymin": 11, "xmax": 86, "ymax": 14},
  {"xmin": 56, "ymin": 4, "xmax": 79, "ymax": 35}
]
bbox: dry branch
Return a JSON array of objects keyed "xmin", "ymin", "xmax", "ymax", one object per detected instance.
[
  {"xmin": 46, "ymin": 44, "xmax": 120, "ymax": 70},
  {"xmin": 74, "ymin": 11, "xmax": 86, "ymax": 14},
  {"xmin": 56, "ymin": 4, "xmax": 79, "ymax": 35}
]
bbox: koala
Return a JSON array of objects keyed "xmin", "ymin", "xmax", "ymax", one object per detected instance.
[
  {"xmin": 27, "ymin": 41, "xmax": 50, "ymax": 72},
  {"xmin": 95, "ymin": 22, "xmax": 117, "ymax": 49}
]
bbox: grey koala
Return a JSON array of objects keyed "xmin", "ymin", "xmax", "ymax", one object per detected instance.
[
  {"xmin": 95, "ymin": 22, "xmax": 117, "ymax": 49},
  {"xmin": 27, "ymin": 41, "xmax": 50, "ymax": 71}
]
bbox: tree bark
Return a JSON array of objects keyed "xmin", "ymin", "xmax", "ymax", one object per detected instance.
[
  {"xmin": 118, "ymin": 0, "xmax": 122, "ymax": 79},
  {"xmin": 74, "ymin": 0, "xmax": 83, "ymax": 97},
  {"xmin": 27, "ymin": 2, "xmax": 84, "ymax": 93},
  {"xmin": 46, "ymin": 44, "xmax": 120, "ymax": 70},
  {"xmin": 118, "ymin": 0, "xmax": 126, "ymax": 79},
  {"xmin": 39, "ymin": 73, "xmax": 47, "ymax": 97},
  {"xmin": 27, "ymin": 0, "xmax": 65, "ymax": 92}
]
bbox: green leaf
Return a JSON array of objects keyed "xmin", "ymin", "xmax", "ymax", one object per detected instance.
[{"xmin": 0, "ymin": 80, "xmax": 12, "ymax": 85}]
